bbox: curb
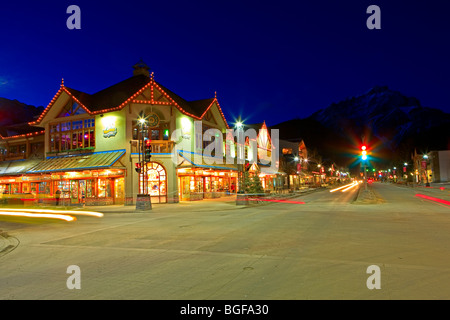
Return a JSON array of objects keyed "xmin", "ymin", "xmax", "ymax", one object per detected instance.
[
  {"xmin": 352, "ymin": 184, "xmax": 384, "ymax": 205},
  {"xmin": 0, "ymin": 231, "xmax": 19, "ymax": 257}
]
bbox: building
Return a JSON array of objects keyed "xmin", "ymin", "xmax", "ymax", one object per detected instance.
[
  {"xmin": 1, "ymin": 62, "xmax": 242, "ymax": 205},
  {"xmin": 278, "ymin": 138, "xmax": 310, "ymax": 190},
  {"xmin": 414, "ymin": 150, "xmax": 450, "ymax": 183}
]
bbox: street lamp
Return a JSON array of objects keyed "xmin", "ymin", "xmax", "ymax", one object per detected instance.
[
  {"xmin": 136, "ymin": 113, "xmax": 152, "ymax": 210},
  {"xmin": 423, "ymin": 154, "xmax": 430, "ymax": 187}
]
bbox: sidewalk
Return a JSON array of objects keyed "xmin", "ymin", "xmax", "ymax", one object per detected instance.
[
  {"xmin": 404, "ymin": 182, "xmax": 450, "ymax": 199},
  {"xmin": 84, "ymin": 195, "xmax": 244, "ymax": 214},
  {"xmin": 78, "ymin": 188, "xmax": 323, "ymax": 214}
]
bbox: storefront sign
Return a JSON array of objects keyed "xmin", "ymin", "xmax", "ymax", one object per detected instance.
[
  {"xmin": 103, "ymin": 124, "xmax": 117, "ymax": 138},
  {"xmin": 102, "ymin": 116, "xmax": 118, "ymax": 138}
]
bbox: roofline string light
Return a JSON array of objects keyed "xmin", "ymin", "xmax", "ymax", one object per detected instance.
[{"xmin": 30, "ymin": 75, "xmax": 229, "ymax": 129}]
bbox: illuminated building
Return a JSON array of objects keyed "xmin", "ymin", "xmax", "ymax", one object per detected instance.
[{"xmin": 0, "ymin": 61, "xmax": 239, "ymax": 205}]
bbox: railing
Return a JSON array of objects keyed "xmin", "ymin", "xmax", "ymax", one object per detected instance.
[{"xmin": 131, "ymin": 140, "xmax": 174, "ymax": 154}]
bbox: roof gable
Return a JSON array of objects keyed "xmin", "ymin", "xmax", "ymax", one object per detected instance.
[{"xmin": 30, "ymin": 74, "xmax": 229, "ymax": 128}]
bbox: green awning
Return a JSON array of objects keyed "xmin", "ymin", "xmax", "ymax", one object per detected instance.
[
  {"xmin": 0, "ymin": 159, "xmax": 42, "ymax": 176},
  {"xmin": 26, "ymin": 149, "xmax": 126, "ymax": 174}
]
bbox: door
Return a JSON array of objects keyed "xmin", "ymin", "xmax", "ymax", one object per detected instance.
[{"xmin": 79, "ymin": 180, "xmax": 86, "ymax": 205}]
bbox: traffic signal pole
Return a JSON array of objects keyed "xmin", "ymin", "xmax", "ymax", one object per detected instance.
[{"xmin": 364, "ymin": 161, "xmax": 367, "ymax": 190}]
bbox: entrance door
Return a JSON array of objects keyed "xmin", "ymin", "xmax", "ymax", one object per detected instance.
[
  {"xmin": 114, "ymin": 178, "xmax": 124, "ymax": 205},
  {"xmin": 70, "ymin": 180, "xmax": 79, "ymax": 204},
  {"xmin": 79, "ymin": 180, "xmax": 86, "ymax": 205}
]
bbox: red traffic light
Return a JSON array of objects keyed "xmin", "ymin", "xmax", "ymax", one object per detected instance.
[
  {"xmin": 145, "ymin": 139, "xmax": 151, "ymax": 147},
  {"xmin": 361, "ymin": 145, "xmax": 367, "ymax": 151}
]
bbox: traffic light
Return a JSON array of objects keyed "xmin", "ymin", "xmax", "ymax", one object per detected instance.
[
  {"xmin": 361, "ymin": 145, "xmax": 367, "ymax": 160},
  {"xmin": 135, "ymin": 163, "xmax": 141, "ymax": 173},
  {"xmin": 144, "ymin": 138, "xmax": 152, "ymax": 162}
]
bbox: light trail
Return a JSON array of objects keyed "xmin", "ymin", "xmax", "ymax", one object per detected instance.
[
  {"xmin": 415, "ymin": 194, "xmax": 450, "ymax": 207},
  {"xmin": 0, "ymin": 208, "xmax": 103, "ymax": 217},
  {"xmin": 0, "ymin": 211, "xmax": 76, "ymax": 222},
  {"xmin": 341, "ymin": 181, "xmax": 360, "ymax": 192},
  {"xmin": 246, "ymin": 198, "xmax": 305, "ymax": 204},
  {"xmin": 330, "ymin": 181, "xmax": 359, "ymax": 193}
]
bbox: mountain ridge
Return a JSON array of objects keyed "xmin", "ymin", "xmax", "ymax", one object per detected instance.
[{"xmin": 272, "ymin": 86, "xmax": 450, "ymax": 168}]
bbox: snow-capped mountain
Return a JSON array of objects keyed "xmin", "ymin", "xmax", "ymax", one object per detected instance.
[
  {"xmin": 272, "ymin": 86, "xmax": 450, "ymax": 166},
  {"xmin": 310, "ymin": 85, "xmax": 450, "ymax": 150}
]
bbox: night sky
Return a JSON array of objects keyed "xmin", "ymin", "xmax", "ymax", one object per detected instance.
[{"xmin": 0, "ymin": 0, "xmax": 449, "ymax": 126}]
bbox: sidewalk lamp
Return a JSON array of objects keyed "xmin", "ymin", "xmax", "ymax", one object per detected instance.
[
  {"xmin": 423, "ymin": 154, "xmax": 430, "ymax": 187},
  {"xmin": 136, "ymin": 113, "xmax": 152, "ymax": 210},
  {"xmin": 236, "ymin": 120, "xmax": 245, "ymax": 193}
]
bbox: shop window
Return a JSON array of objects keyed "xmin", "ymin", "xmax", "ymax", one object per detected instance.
[
  {"xmin": 98, "ymin": 178, "xmax": 112, "ymax": 198},
  {"xmin": 86, "ymin": 179, "xmax": 94, "ymax": 198}
]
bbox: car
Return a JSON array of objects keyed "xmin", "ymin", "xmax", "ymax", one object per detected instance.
[{"xmin": 367, "ymin": 178, "xmax": 373, "ymax": 183}]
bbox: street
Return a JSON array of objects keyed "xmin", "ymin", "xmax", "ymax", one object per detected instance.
[{"xmin": 1, "ymin": 182, "xmax": 450, "ymax": 300}]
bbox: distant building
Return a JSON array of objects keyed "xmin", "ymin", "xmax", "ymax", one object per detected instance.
[
  {"xmin": 412, "ymin": 149, "xmax": 450, "ymax": 184},
  {"xmin": 427, "ymin": 150, "xmax": 450, "ymax": 183}
]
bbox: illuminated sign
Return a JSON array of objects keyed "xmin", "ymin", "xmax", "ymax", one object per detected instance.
[{"xmin": 102, "ymin": 116, "xmax": 118, "ymax": 138}]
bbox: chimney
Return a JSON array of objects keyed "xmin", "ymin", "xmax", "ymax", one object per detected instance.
[{"xmin": 133, "ymin": 59, "xmax": 150, "ymax": 77}]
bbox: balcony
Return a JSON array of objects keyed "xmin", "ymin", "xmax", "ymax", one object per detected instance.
[{"xmin": 131, "ymin": 140, "xmax": 174, "ymax": 154}]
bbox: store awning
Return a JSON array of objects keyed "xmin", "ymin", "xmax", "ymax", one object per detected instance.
[
  {"xmin": 0, "ymin": 159, "xmax": 42, "ymax": 176},
  {"xmin": 26, "ymin": 149, "xmax": 126, "ymax": 174},
  {"xmin": 178, "ymin": 151, "xmax": 238, "ymax": 171}
]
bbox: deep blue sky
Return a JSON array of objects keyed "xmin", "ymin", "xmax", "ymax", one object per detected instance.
[{"xmin": 0, "ymin": 0, "xmax": 449, "ymax": 126}]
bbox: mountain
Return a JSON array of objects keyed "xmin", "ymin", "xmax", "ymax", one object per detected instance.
[
  {"xmin": 0, "ymin": 98, "xmax": 44, "ymax": 127},
  {"xmin": 0, "ymin": 98, "xmax": 44, "ymax": 136},
  {"xmin": 272, "ymin": 86, "xmax": 450, "ymax": 169}
]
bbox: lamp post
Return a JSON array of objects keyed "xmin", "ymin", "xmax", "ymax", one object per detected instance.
[
  {"xmin": 136, "ymin": 114, "xmax": 152, "ymax": 210},
  {"xmin": 235, "ymin": 120, "xmax": 248, "ymax": 205},
  {"xmin": 423, "ymin": 154, "xmax": 430, "ymax": 187}
]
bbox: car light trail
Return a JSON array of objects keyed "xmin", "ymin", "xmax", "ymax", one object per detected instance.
[
  {"xmin": 246, "ymin": 198, "xmax": 306, "ymax": 204},
  {"xmin": 341, "ymin": 181, "xmax": 360, "ymax": 192},
  {"xmin": 0, "ymin": 208, "xmax": 103, "ymax": 218},
  {"xmin": 330, "ymin": 181, "xmax": 359, "ymax": 193},
  {"xmin": 415, "ymin": 194, "xmax": 450, "ymax": 207},
  {"xmin": 0, "ymin": 211, "xmax": 76, "ymax": 222}
]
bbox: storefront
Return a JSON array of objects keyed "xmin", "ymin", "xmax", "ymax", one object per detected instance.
[
  {"xmin": 177, "ymin": 168, "xmax": 237, "ymax": 201},
  {"xmin": 0, "ymin": 169, "xmax": 125, "ymax": 206},
  {"xmin": 138, "ymin": 162, "xmax": 167, "ymax": 203}
]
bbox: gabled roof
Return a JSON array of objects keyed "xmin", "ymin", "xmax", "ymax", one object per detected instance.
[
  {"xmin": 30, "ymin": 74, "xmax": 229, "ymax": 128},
  {"xmin": 0, "ymin": 122, "xmax": 44, "ymax": 140}
]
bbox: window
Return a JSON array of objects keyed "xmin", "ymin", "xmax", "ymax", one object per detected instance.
[
  {"xmin": 132, "ymin": 120, "xmax": 167, "ymax": 141},
  {"xmin": 49, "ymin": 118, "xmax": 95, "ymax": 152},
  {"xmin": 58, "ymin": 101, "xmax": 87, "ymax": 118}
]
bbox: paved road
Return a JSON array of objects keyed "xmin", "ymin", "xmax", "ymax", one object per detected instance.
[{"xmin": 0, "ymin": 183, "xmax": 449, "ymax": 300}]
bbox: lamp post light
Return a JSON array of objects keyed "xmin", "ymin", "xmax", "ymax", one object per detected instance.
[
  {"xmin": 136, "ymin": 114, "xmax": 152, "ymax": 211},
  {"xmin": 423, "ymin": 154, "xmax": 430, "ymax": 187},
  {"xmin": 235, "ymin": 120, "xmax": 248, "ymax": 205}
]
